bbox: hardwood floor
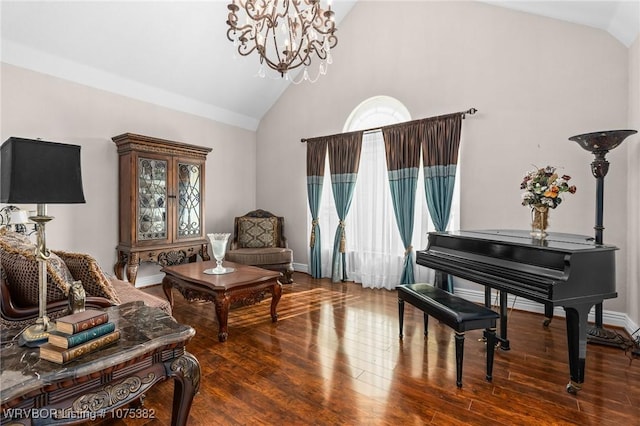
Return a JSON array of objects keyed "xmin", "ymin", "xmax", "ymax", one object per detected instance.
[{"xmin": 97, "ymin": 273, "xmax": 639, "ymax": 425}]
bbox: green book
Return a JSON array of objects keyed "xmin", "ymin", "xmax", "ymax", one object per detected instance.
[
  {"xmin": 48, "ymin": 321, "xmax": 117, "ymax": 349},
  {"xmin": 40, "ymin": 330, "xmax": 121, "ymax": 364}
]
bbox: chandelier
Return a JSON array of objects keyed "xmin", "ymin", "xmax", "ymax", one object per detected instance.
[{"xmin": 226, "ymin": 0, "xmax": 338, "ymax": 83}]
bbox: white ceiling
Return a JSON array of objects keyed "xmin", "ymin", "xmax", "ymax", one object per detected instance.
[{"xmin": 1, "ymin": 1, "xmax": 638, "ymax": 131}]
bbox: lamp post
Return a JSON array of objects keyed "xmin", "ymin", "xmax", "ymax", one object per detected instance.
[{"xmin": 569, "ymin": 129, "xmax": 637, "ymax": 346}]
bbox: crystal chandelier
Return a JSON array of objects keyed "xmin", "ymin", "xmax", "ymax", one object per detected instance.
[{"xmin": 226, "ymin": 0, "xmax": 337, "ymax": 83}]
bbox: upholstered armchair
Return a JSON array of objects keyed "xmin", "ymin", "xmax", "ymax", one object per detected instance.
[
  {"xmin": 225, "ymin": 209, "xmax": 294, "ymax": 284},
  {"xmin": 0, "ymin": 228, "xmax": 170, "ymax": 330}
]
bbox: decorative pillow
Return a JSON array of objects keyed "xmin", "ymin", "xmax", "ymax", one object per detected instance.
[
  {"xmin": 53, "ymin": 251, "xmax": 121, "ymax": 304},
  {"xmin": 237, "ymin": 217, "xmax": 278, "ymax": 248},
  {"xmin": 0, "ymin": 228, "xmax": 71, "ymax": 306}
]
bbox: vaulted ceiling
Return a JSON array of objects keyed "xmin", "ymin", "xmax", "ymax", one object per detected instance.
[{"xmin": 1, "ymin": 1, "xmax": 638, "ymax": 131}]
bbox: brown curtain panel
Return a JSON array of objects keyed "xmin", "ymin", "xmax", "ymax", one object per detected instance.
[
  {"xmin": 422, "ymin": 113, "xmax": 462, "ymax": 168},
  {"xmin": 306, "ymin": 138, "xmax": 329, "ymax": 278},
  {"xmin": 382, "ymin": 122, "xmax": 423, "ymax": 170},
  {"xmin": 327, "ymin": 131, "xmax": 363, "ymax": 175},
  {"xmin": 382, "ymin": 121, "xmax": 423, "ymax": 284},
  {"xmin": 421, "ymin": 113, "xmax": 462, "ymax": 292},
  {"xmin": 327, "ymin": 131, "xmax": 363, "ymax": 282}
]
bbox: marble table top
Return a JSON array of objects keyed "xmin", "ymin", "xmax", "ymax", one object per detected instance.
[{"xmin": 0, "ymin": 301, "xmax": 195, "ymax": 406}]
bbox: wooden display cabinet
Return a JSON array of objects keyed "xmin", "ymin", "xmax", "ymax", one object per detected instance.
[{"xmin": 112, "ymin": 133, "xmax": 212, "ymax": 285}]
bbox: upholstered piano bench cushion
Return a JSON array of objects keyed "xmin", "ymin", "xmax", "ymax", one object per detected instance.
[
  {"xmin": 0, "ymin": 229, "xmax": 71, "ymax": 306},
  {"xmin": 225, "ymin": 247, "xmax": 292, "ymax": 267},
  {"xmin": 237, "ymin": 217, "xmax": 278, "ymax": 248}
]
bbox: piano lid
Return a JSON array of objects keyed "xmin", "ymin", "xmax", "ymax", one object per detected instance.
[{"xmin": 433, "ymin": 230, "xmax": 618, "ymax": 252}]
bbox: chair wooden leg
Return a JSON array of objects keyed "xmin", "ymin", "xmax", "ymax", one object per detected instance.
[
  {"xmin": 486, "ymin": 327, "xmax": 497, "ymax": 382},
  {"xmin": 398, "ymin": 299, "xmax": 405, "ymax": 339},
  {"xmin": 455, "ymin": 331, "xmax": 465, "ymax": 388},
  {"xmin": 280, "ymin": 268, "xmax": 294, "ymax": 284}
]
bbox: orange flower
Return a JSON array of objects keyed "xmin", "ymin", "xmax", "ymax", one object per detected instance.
[{"xmin": 544, "ymin": 186, "xmax": 560, "ymax": 198}]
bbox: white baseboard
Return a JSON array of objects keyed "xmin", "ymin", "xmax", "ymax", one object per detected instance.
[
  {"xmin": 133, "ymin": 273, "xmax": 165, "ymax": 288},
  {"xmin": 293, "ymin": 262, "xmax": 308, "ymax": 274}
]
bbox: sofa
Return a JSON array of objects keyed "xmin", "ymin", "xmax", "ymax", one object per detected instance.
[{"xmin": 0, "ymin": 228, "xmax": 170, "ymax": 331}]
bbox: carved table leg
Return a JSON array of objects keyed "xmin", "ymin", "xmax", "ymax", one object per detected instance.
[
  {"xmin": 114, "ymin": 251, "xmax": 127, "ymax": 280},
  {"xmin": 126, "ymin": 252, "xmax": 140, "ymax": 285},
  {"xmin": 167, "ymin": 352, "xmax": 201, "ymax": 426},
  {"xmin": 270, "ymin": 281, "xmax": 283, "ymax": 322},
  {"xmin": 162, "ymin": 276, "xmax": 175, "ymax": 308},
  {"xmin": 213, "ymin": 294, "xmax": 231, "ymax": 342},
  {"xmin": 200, "ymin": 243, "xmax": 210, "ymax": 261}
]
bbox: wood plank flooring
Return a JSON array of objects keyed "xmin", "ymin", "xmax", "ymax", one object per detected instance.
[{"xmin": 90, "ymin": 272, "xmax": 640, "ymax": 425}]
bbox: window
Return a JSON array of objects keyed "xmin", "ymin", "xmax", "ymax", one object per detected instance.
[{"xmin": 311, "ymin": 96, "xmax": 460, "ymax": 289}]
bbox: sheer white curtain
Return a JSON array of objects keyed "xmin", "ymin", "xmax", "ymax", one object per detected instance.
[
  {"xmin": 312, "ymin": 96, "xmax": 459, "ymax": 290},
  {"xmin": 317, "ymin": 132, "xmax": 431, "ymax": 288}
]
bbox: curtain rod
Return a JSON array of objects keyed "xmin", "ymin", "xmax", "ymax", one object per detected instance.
[{"xmin": 300, "ymin": 108, "xmax": 477, "ymax": 143}]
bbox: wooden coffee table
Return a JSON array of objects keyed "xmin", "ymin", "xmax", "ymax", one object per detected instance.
[{"xmin": 161, "ymin": 261, "xmax": 282, "ymax": 342}]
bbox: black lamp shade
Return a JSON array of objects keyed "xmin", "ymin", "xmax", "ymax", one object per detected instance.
[{"xmin": 1, "ymin": 137, "xmax": 86, "ymax": 204}]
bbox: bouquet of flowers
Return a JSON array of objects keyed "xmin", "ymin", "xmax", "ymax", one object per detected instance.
[{"xmin": 521, "ymin": 166, "xmax": 576, "ymax": 209}]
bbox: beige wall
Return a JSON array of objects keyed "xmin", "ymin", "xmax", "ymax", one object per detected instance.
[
  {"xmin": 1, "ymin": 63, "xmax": 257, "ymax": 283},
  {"xmin": 628, "ymin": 35, "xmax": 640, "ymax": 327},
  {"xmin": 257, "ymin": 1, "xmax": 634, "ymax": 318}
]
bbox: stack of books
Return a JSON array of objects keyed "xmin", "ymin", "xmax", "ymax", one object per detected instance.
[{"xmin": 39, "ymin": 309, "xmax": 120, "ymax": 364}]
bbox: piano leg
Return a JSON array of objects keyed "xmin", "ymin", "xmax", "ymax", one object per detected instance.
[
  {"xmin": 543, "ymin": 303, "xmax": 554, "ymax": 327},
  {"xmin": 435, "ymin": 270, "xmax": 446, "ymax": 290},
  {"xmin": 563, "ymin": 303, "xmax": 592, "ymax": 394},
  {"xmin": 499, "ymin": 290, "xmax": 510, "ymax": 350},
  {"xmin": 484, "ymin": 286, "xmax": 491, "ymax": 308},
  {"xmin": 398, "ymin": 299, "xmax": 405, "ymax": 339},
  {"xmin": 484, "ymin": 288, "xmax": 510, "ymax": 350}
]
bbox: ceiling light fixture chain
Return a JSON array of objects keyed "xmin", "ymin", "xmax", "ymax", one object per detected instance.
[{"xmin": 226, "ymin": 0, "xmax": 337, "ymax": 83}]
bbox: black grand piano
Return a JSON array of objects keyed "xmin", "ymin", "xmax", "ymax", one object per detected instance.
[{"xmin": 416, "ymin": 229, "xmax": 617, "ymax": 394}]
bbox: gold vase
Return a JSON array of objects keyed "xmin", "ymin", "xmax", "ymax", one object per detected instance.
[{"xmin": 531, "ymin": 205, "xmax": 549, "ymax": 239}]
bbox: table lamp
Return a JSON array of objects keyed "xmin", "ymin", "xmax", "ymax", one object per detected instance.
[
  {"xmin": 9, "ymin": 208, "xmax": 29, "ymax": 234},
  {"xmin": 0, "ymin": 137, "xmax": 86, "ymax": 347},
  {"xmin": 0, "ymin": 205, "xmax": 29, "ymax": 233}
]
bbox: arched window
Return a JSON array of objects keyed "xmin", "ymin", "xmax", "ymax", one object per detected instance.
[
  {"xmin": 314, "ymin": 96, "xmax": 460, "ymax": 289},
  {"xmin": 344, "ymin": 96, "xmax": 411, "ymax": 131}
]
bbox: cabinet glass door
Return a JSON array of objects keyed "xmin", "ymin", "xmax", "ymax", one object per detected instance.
[
  {"xmin": 138, "ymin": 157, "xmax": 167, "ymax": 240},
  {"xmin": 177, "ymin": 162, "xmax": 202, "ymax": 238}
]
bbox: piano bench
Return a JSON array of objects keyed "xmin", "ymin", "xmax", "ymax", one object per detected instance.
[{"xmin": 397, "ymin": 283, "xmax": 500, "ymax": 388}]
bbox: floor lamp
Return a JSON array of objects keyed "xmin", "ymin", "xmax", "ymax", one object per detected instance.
[
  {"xmin": 569, "ymin": 129, "xmax": 637, "ymax": 347},
  {"xmin": 1, "ymin": 137, "xmax": 85, "ymax": 347}
]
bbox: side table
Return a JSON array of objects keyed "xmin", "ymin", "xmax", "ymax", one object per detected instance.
[{"xmin": 0, "ymin": 302, "xmax": 200, "ymax": 426}]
